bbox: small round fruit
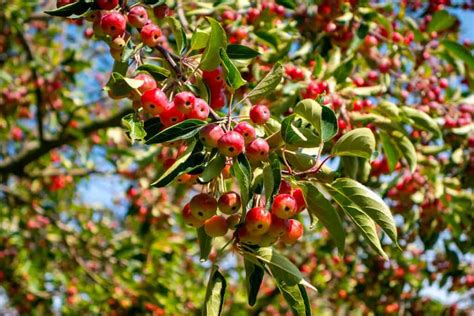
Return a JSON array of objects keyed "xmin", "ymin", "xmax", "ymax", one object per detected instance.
[
  {"xmin": 292, "ymin": 188, "xmax": 306, "ymax": 213},
  {"xmin": 110, "ymin": 36, "xmax": 126, "ymax": 50},
  {"xmin": 128, "ymin": 5, "xmax": 148, "ymax": 28},
  {"xmin": 233, "ymin": 122, "xmax": 256, "ymax": 144},
  {"xmin": 280, "ymin": 219, "xmax": 303, "ymax": 244},
  {"xmin": 246, "ymin": 138, "xmax": 270, "ymax": 162},
  {"xmin": 182, "ymin": 203, "xmax": 204, "ymax": 228},
  {"xmin": 210, "ymin": 90, "xmax": 226, "ymax": 110},
  {"xmin": 271, "ymin": 194, "xmax": 297, "ymax": 219},
  {"xmin": 218, "ymin": 131, "xmax": 245, "ymax": 157},
  {"xmin": 57, "ymin": 0, "xmax": 75, "ymax": 8},
  {"xmin": 203, "ymin": 67, "xmax": 224, "ymax": 85},
  {"xmin": 190, "ymin": 193, "xmax": 217, "ymax": 220},
  {"xmin": 204, "ymin": 215, "xmax": 228, "ymax": 237},
  {"xmin": 218, "ymin": 191, "xmax": 241, "ymax": 215},
  {"xmin": 174, "ymin": 91, "xmax": 196, "ymax": 114},
  {"xmin": 141, "ymin": 88, "xmax": 169, "ymax": 115},
  {"xmin": 129, "ymin": 73, "xmax": 157, "ymax": 100},
  {"xmin": 109, "ymin": 47, "xmax": 123, "ymax": 62},
  {"xmin": 140, "ymin": 23, "xmax": 162, "ymax": 47},
  {"xmin": 160, "ymin": 104, "xmax": 185, "ymax": 127},
  {"xmin": 96, "ymin": 0, "xmax": 118, "ymax": 10},
  {"xmin": 188, "ymin": 98, "xmax": 210, "ymax": 120},
  {"xmin": 226, "ymin": 214, "xmax": 240, "ymax": 229},
  {"xmin": 278, "ymin": 180, "xmax": 292, "ymax": 194},
  {"xmin": 101, "ymin": 12, "xmax": 126, "ymax": 38},
  {"xmin": 237, "ymin": 226, "xmax": 261, "ymax": 245},
  {"xmin": 199, "ymin": 124, "xmax": 225, "ymax": 148},
  {"xmin": 153, "ymin": 4, "xmax": 170, "ymax": 18},
  {"xmin": 267, "ymin": 215, "xmax": 288, "ymax": 237},
  {"xmin": 249, "ymin": 104, "xmax": 270, "ymax": 125},
  {"xmin": 245, "ymin": 207, "xmax": 272, "ymax": 236}
]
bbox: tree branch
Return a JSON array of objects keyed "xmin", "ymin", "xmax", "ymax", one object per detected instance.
[
  {"xmin": 0, "ymin": 107, "xmax": 133, "ymax": 177},
  {"xmin": 16, "ymin": 28, "xmax": 45, "ymax": 143},
  {"xmin": 155, "ymin": 44, "xmax": 185, "ymax": 81}
]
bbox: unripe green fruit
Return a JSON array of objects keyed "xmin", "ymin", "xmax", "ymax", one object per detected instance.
[
  {"xmin": 258, "ymin": 233, "xmax": 279, "ymax": 247},
  {"xmin": 237, "ymin": 226, "xmax": 261, "ymax": 245}
]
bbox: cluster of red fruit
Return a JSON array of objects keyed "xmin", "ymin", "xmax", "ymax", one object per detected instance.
[
  {"xmin": 182, "ymin": 180, "xmax": 307, "ymax": 247},
  {"xmin": 56, "ymin": 0, "xmax": 167, "ymax": 62},
  {"xmin": 199, "ymin": 103, "xmax": 271, "ymax": 160},
  {"xmin": 202, "ymin": 67, "xmax": 227, "ymax": 110},
  {"xmin": 142, "ymin": 88, "xmax": 210, "ymax": 127}
]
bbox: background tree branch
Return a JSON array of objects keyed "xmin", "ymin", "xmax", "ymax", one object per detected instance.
[{"xmin": 0, "ymin": 106, "xmax": 133, "ymax": 177}]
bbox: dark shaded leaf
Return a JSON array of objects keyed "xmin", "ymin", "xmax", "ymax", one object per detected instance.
[
  {"xmin": 302, "ymin": 183, "xmax": 345, "ymax": 254},
  {"xmin": 226, "ymin": 44, "xmax": 260, "ymax": 59},
  {"xmin": 244, "ymin": 259, "xmax": 264, "ymax": 306},
  {"xmin": 145, "ymin": 119, "xmax": 207, "ymax": 144}
]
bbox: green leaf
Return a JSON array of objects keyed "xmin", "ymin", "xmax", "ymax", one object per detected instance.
[
  {"xmin": 401, "ymin": 106, "xmax": 441, "ymax": 138},
  {"xmin": 200, "ymin": 17, "xmax": 227, "ymax": 71},
  {"xmin": 198, "ymin": 153, "xmax": 226, "ymax": 183},
  {"xmin": 276, "ymin": 283, "xmax": 312, "ymax": 316},
  {"xmin": 254, "ymin": 31, "xmax": 279, "ymax": 49},
  {"xmin": 112, "ymin": 60, "xmax": 129, "ymax": 76},
  {"xmin": 302, "ymin": 183, "xmax": 345, "ymax": 254},
  {"xmin": 379, "ymin": 131, "xmax": 401, "ymax": 172},
  {"xmin": 197, "ymin": 226, "xmax": 213, "ymax": 261},
  {"xmin": 219, "ymin": 48, "xmax": 247, "ymax": 90},
  {"xmin": 281, "ymin": 115, "xmax": 321, "ymax": 148},
  {"xmin": 45, "ymin": 1, "xmax": 91, "ymax": 17},
  {"xmin": 375, "ymin": 100, "xmax": 401, "ymax": 118},
  {"xmin": 247, "ymin": 62, "xmax": 283, "ymax": 100},
  {"xmin": 145, "ymin": 119, "xmax": 207, "ymax": 144},
  {"xmin": 203, "ymin": 268, "xmax": 226, "ymax": 316},
  {"xmin": 442, "ymin": 40, "xmax": 474, "ymax": 69},
  {"xmin": 346, "ymin": 85, "xmax": 385, "ymax": 96},
  {"xmin": 320, "ymin": 105, "xmax": 338, "ymax": 142},
  {"xmin": 104, "ymin": 72, "xmax": 143, "ymax": 97},
  {"xmin": 226, "ymin": 44, "xmax": 260, "ymax": 59},
  {"xmin": 151, "ymin": 140, "xmax": 205, "ymax": 187},
  {"xmin": 230, "ymin": 154, "xmax": 252, "ymax": 209},
  {"xmin": 165, "ymin": 17, "xmax": 188, "ymax": 55},
  {"xmin": 427, "ymin": 10, "xmax": 457, "ymax": 33},
  {"xmin": 256, "ymin": 248, "xmax": 302, "ymax": 286},
  {"xmin": 325, "ymin": 183, "xmax": 387, "ymax": 258},
  {"xmin": 244, "ymin": 259, "xmax": 264, "ymax": 306},
  {"xmin": 190, "ymin": 29, "xmax": 210, "ymax": 51},
  {"xmin": 333, "ymin": 60, "xmax": 353, "ymax": 83},
  {"xmin": 285, "ymin": 151, "xmax": 316, "ymax": 171},
  {"xmin": 293, "ymin": 99, "xmax": 337, "ymax": 141},
  {"xmin": 293, "ymin": 99, "xmax": 322, "ymax": 132},
  {"xmin": 332, "ymin": 178, "xmax": 397, "ymax": 245},
  {"xmin": 332, "ymin": 128, "xmax": 375, "ymax": 159},
  {"xmin": 391, "ymin": 130, "xmax": 417, "ymax": 172},
  {"xmin": 262, "ymin": 153, "xmax": 281, "ymax": 208},
  {"xmin": 121, "ymin": 113, "xmax": 147, "ymax": 144},
  {"xmin": 276, "ymin": 0, "xmax": 296, "ymax": 9},
  {"xmin": 312, "ymin": 54, "xmax": 324, "ymax": 78},
  {"xmin": 136, "ymin": 63, "xmax": 171, "ymax": 81}
]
